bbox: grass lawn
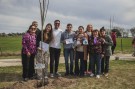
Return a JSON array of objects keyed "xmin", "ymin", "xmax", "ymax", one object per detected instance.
[
  {"xmin": 115, "ymin": 38, "xmax": 133, "ymax": 53},
  {"xmin": 0, "ymin": 36, "xmax": 22, "ymax": 54},
  {"xmin": 0, "ymin": 60, "xmax": 135, "ymax": 89},
  {"xmin": 0, "ymin": 36, "xmax": 133, "ymax": 58}
]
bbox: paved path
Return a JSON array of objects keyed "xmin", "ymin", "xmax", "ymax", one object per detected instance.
[{"xmin": 0, "ymin": 54, "xmax": 135, "ymax": 67}]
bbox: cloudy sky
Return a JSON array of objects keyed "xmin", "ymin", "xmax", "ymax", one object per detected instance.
[{"xmin": 0, "ymin": 0, "xmax": 135, "ymax": 33}]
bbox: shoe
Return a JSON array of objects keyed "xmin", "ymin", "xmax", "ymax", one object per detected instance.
[
  {"xmin": 96, "ymin": 75, "xmax": 100, "ymax": 79},
  {"xmin": 84, "ymin": 71, "xmax": 87, "ymax": 76},
  {"xmin": 50, "ymin": 73, "xmax": 54, "ymax": 78},
  {"xmin": 45, "ymin": 76, "xmax": 48, "ymax": 79},
  {"xmin": 70, "ymin": 72, "xmax": 74, "ymax": 75},
  {"xmin": 64, "ymin": 73, "xmax": 69, "ymax": 76},
  {"xmin": 23, "ymin": 78, "xmax": 28, "ymax": 81},
  {"xmin": 90, "ymin": 73, "xmax": 94, "ymax": 77},
  {"xmin": 55, "ymin": 72, "xmax": 61, "ymax": 77},
  {"xmin": 29, "ymin": 77, "xmax": 34, "ymax": 80},
  {"xmin": 87, "ymin": 71, "xmax": 91, "ymax": 75},
  {"xmin": 104, "ymin": 73, "xmax": 108, "ymax": 77}
]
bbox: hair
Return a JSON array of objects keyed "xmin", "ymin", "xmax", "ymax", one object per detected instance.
[
  {"xmin": 78, "ymin": 26, "xmax": 84, "ymax": 30},
  {"xmin": 100, "ymin": 26, "xmax": 105, "ymax": 32},
  {"xmin": 43, "ymin": 23, "xmax": 53, "ymax": 43},
  {"xmin": 54, "ymin": 20, "xmax": 60, "ymax": 23},
  {"xmin": 91, "ymin": 29, "xmax": 100, "ymax": 38},
  {"xmin": 67, "ymin": 23, "xmax": 72, "ymax": 27},
  {"xmin": 86, "ymin": 24, "xmax": 93, "ymax": 32},
  {"xmin": 27, "ymin": 25, "xmax": 35, "ymax": 33},
  {"xmin": 32, "ymin": 21, "xmax": 37, "ymax": 24}
]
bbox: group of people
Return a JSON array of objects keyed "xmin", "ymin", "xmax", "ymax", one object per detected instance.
[{"xmin": 21, "ymin": 19, "xmax": 116, "ymax": 81}]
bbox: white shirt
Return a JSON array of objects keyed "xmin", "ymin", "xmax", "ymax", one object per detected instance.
[{"xmin": 50, "ymin": 28, "xmax": 63, "ymax": 49}]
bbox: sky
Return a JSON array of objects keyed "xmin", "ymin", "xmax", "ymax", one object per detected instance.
[{"xmin": 0, "ymin": 0, "xmax": 135, "ymax": 33}]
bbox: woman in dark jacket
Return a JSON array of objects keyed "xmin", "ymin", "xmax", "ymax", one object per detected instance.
[{"xmin": 100, "ymin": 27, "xmax": 113, "ymax": 77}]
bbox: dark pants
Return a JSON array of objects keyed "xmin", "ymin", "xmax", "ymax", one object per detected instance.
[
  {"xmin": 111, "ymin": 44, "xmax": 116, "ymax": 54},
  {"xmin": 22, "ymin": 53, "xmax": 35, "ymax": 78},
  {"xmin": 74, "ymin": 51, "xmax": 85, "ymax": 76},
  {"xmin": 64, "ymin": 48, "xmax": 74, "ymax": 74},
  {"xmin": 101, "ymin": 56, "xmax": 110, "ymax": 73},
  {"xmin": 49, "ymin": 47, "xmax": 61, "ymax": 73},
  {"xmin": 90, "ymin": 54, "xmax": 101, "ymax": 75}
]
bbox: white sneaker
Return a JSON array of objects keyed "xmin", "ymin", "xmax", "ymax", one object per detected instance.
[
  {"xmin": 104, "ymin": 73, "xmax": 108, "ymax": 77},
  {"xmin": 45, "ymin": 76, "xmax": 48, "ymax": 79},
  {"xmin": 96, "ymin": 75, "xmax": 100, "ymax": 78},
  {"xmin": 90, "ymin": 73, "xmax": 94, "ymax": 77},
  {"xmin": 50, "ymin": 73, "xmax": 54, "ymax": 78}
]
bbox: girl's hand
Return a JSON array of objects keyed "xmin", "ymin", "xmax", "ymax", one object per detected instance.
[{"xmin": 27, "ymin": 52, "xmax": 31, "ymax": 57}]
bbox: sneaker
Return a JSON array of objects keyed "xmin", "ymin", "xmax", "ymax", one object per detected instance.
[
  {"xmin": 45, "ymin": 76, "xmax": 48, "ymax": 79},
  {"xmin": 84, "ymin": 71, "xmax": 87, "ymax": 76},
  {"xmin": 90, "ymin": 73, "xmax": 94, "ymax": 77},
  {"xmin": 87, "ymin": 71, "xmax": 91, "ymax": 75},
  {"xmin": 55, "ymin": 72, "xmax": 61, "ymax": 77},
  {"xmin": 96, "ymin": 75, "xmax": 100, "ymax": 79},
  {"xmin": 104, "ymin": 73, "xmax": 108, "ymax": 77},
  {"xmin": 70, "ymin": 72, "xmax": 74, "ymax": 75},
  {"xmin": 50, "ymin": 73, "xmax": 54, "ymax": 78},
  {"xmin": 64, "ymin": 73, "xmax": 69, "ymax": 76},
  {"xmin": 23, "ymin": 78, "xmax": 28, "ymax": 81}
]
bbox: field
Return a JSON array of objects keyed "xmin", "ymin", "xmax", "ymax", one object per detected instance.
[
  {"xmin": 0, "ymin": 60, "xmax": 135, "ymax": 89},
  {"xmin": 0, "ymin": 36, "xmax": 22, "ymax": 56},
  {"xmin": 115, "ymin": 37, "xmax": 133, "ymax": 53},
  {"xmin": 0, "ymin": 36, "xmax": 133, "ymax": 55}
]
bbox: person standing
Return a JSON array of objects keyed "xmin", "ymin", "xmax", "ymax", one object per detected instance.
[
  {"xmin": 74, "ymin": 26, "xmax": 88, "ymax": 77},
  {"xmin": 84, "ymin": 24, "xmax": 93, "ymax": 75},
  {"xmin": 36, "ymin": 23, "xmax": 53, "ymax": 80},
  {"xmin": 132, "ymin": 37, "xmax": 135, "ymax": 56},
  {"xmin": 61, "ymin": 23, "xmax": 75, "ymax": 76},
  {"xmin": 111, "ymin": 30, "xmax": 117, "ymax": 54},
  {"xmin": 100, "ymin": 27, "xmax": 113, "ymax": 77},
  {"xmin": 22, "ymin": 25, "xmax": 37, "ymax": 81},
  {"xmin": 49, "ymin": 20, "xmax": 63, "ymax": 77},
  {"xmin": 89, "ymin": 29, "xmax": 104, "ymax": 78}
]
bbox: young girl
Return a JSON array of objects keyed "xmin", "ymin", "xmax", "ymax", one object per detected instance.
[
  {"xmin": 89, "ymin": 29, "xmax": 104, "ymax": 78},
  {"xmin": 22, "ymin": 25, "xmax": 37, "ymax": 81},
  {"xmin": 36, "ymin": 23, "xmax": 53, "ymax": 80}
]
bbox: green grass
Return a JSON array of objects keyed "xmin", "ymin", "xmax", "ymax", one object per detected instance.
[
  {"xmin": 0, "ymin": 60, "xmax": 135, "ymax": 89},
  {"xmin": 115, "ymin": 38, "xmax": 133, "ymax": 53},
  {"xmin": 0, "ymin": 36, "xmax": 133, "ymax": 57},
  {"xmin": 0, "ymin": 36, "xmax": 22, "ymax": 53}
]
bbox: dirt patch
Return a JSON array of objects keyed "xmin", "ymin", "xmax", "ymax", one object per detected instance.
[{"xmin": 2, "ymin": 77, "xmax": 76, "ymax": 89}]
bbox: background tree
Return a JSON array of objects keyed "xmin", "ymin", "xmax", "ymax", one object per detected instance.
[
  {"xmin": 130, "ymin": 27, "xmax": 135, "ymax": 37},
  {"xmin": 111, "ymin": 28, "xmax": 121, "ymax": 37}
]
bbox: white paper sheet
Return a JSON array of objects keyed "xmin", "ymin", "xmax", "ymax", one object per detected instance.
[
  {"xmin": 39, "ymin": 41, "xmax": 49, "ymax": 52},
  {"xmin": 65, "ymin": 38, "xmax": 74, "ymax": 44}
]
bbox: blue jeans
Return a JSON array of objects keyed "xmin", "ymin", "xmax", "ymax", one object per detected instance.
[
  {"xmin": 64, "ymin": 48, "xmax": 74, "ymax": 74},
  {"xmin": 90, "ymin": 54, "xmax": 101, "ymax": 75}
]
